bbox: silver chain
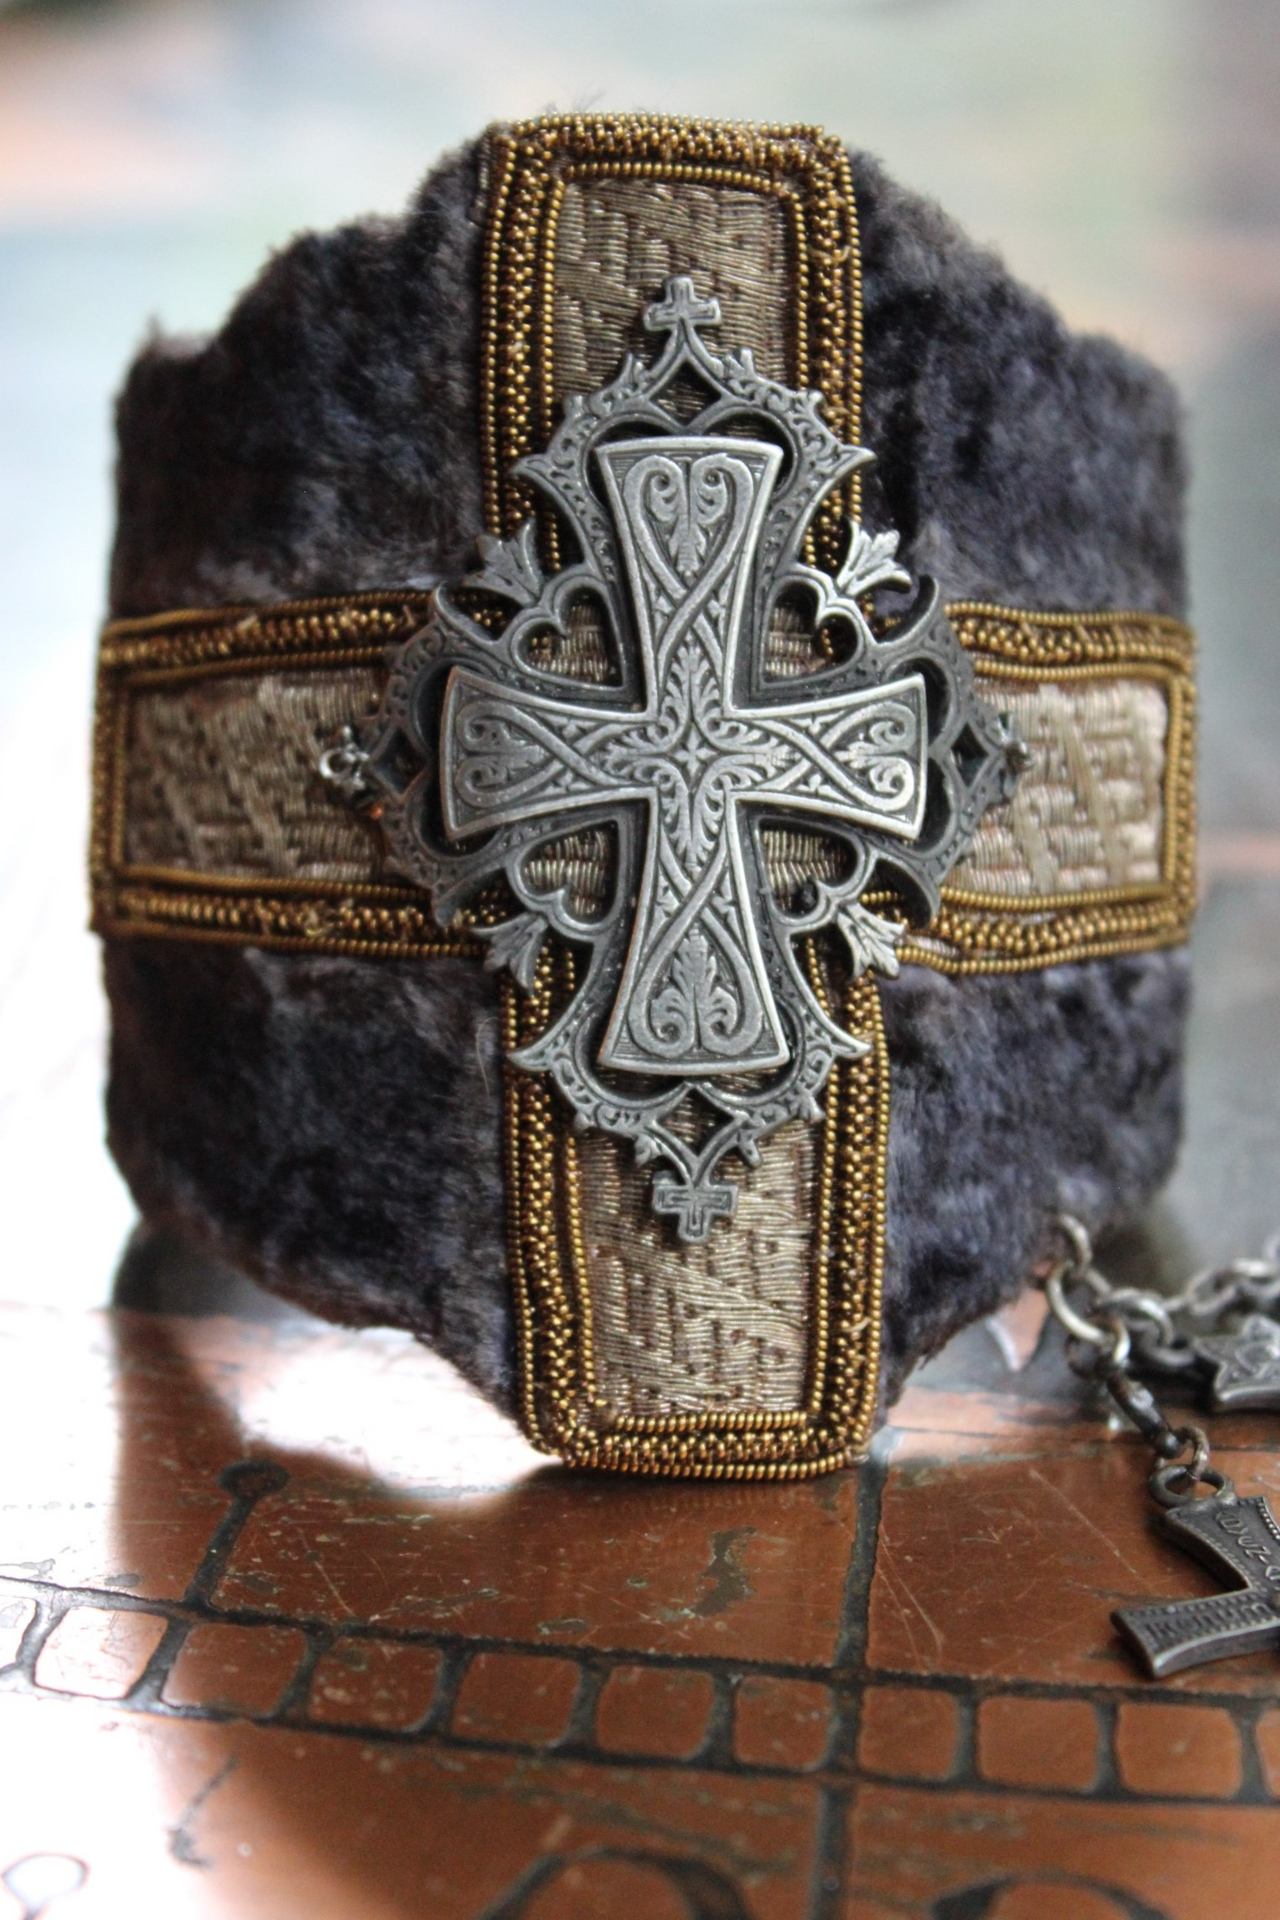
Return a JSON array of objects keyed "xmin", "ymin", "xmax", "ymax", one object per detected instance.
[{"xmin": 1043, "ymin": 1215, "xmax": 1280, "ymax": 1508}]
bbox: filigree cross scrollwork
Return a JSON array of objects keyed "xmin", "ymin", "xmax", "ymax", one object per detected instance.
[{"xmin": 362, "ymin": 278, "xmax": 1022, "ymax": 1239}]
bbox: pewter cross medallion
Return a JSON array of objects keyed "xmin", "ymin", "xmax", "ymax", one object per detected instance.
[
  {"xmin": 1114, "ymin": 1487, "xmax": 1280, "ymax": 1677},
  {"xmin": 366, "ymin": 277, "xmax": 1020, "ymax": 1236},
  {"xmin": 442, "ymin": 437, "xmax": 927, "ymax": 1079}
]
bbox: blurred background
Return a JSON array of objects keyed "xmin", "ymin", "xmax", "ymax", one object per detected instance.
[{"xmin": 1, "ymin": 0, "xmax": 1277, "ymax": 1309}]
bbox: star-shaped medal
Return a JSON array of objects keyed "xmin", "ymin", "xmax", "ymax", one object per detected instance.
[{"xmin": 1193, "ymin": 1314, "xmax": 1280, "ymax": 1412}]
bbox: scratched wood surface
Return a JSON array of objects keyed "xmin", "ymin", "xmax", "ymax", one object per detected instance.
[
  {"xmin": 8, "ymin": 837, "xmax": 1280, "ymax": 1920},
  {"xmin": 6, "ymin": 1036, "xmax": 1280, "ymax": 1920}
]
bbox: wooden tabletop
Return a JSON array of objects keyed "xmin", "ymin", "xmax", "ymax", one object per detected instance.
[{"xmin": 3, "ymin": 1276, "xmax": 1280, "ymax": 1920}]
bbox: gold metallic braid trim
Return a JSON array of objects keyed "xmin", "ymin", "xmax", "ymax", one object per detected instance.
[
  {"xmin": 903, "ymin": 604, "xmax": 1196, "ymax": 971},
  {"xmin": 96, "ymin": 591, "xmax": 434, "ymax": 673},
  {"xmin": 91, "ymin": 595, "xmax": 1194, "ymax": 970},
  {"xmin": 481, "ymin": 113, "xmax": 861, "ymax": 551},
  {"xmin": 947, "ymin": 602, "xmax": 1193, "ymax": 672},
  {"xmin": 503, "ymin": 960, "xmax": 888, "ymax": 1477},
  {"xmin": 102, "ymin": 877, "xmax": 476, "ymax": 959},
  {"xmin": 485, "ymin": 115, "xmax": 882, "ymax": 1473},
  {"xmin": 90, "ymin": 592, "xmax": 477, "ymax": 961}
]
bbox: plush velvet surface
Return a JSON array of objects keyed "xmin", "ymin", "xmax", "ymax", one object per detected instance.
[{"xmin": 102, "ymin": 138, "xmax": 1191, "ymax": 1412}]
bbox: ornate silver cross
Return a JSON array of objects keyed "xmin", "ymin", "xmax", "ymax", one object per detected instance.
[
  {"xmin": 443, "ymin": 438, "xmax": 927, "ymax": 1078},
  {"xmin": 364, "ymin": 277, "xmax": 1020, "ymax": 1237}
]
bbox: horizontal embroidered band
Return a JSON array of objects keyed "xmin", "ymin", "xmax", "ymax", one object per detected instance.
[{"xmin": 91, "ymin": 595, "xmax": 1194, "ymax": 973}]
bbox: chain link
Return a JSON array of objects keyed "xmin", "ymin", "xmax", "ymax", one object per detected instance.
[
  {"xmin": 1042, "ymin": 1214, "xmax": 1280, "ymax": 1505},
  {"xmin": 1047, "ymin": 1215, "xmax": 1280, "ymax": 1362}
]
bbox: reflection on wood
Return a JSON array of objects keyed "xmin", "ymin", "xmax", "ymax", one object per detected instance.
[{"xmin": 2, "ymin": 1301, "xmax": 1280, "ymax": 1916}]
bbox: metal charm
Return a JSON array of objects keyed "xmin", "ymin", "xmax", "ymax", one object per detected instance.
[
  {"xmin": 1193, "ymin": 1315, "xmax": 1280, "ymax": 1412},
  {"xmin": 364, "ymin": 276, "xmax": 1020, "ymax": 1237},
  {"xmin": 1114, "ymin": 1475, "xmax": 1280, "ymax": 1679},
  {"xmin": 1046, "ymin": 1217, "xmax": 1280, "ymax": 1678}
]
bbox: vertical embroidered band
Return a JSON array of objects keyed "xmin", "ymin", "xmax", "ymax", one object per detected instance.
[{"xmin": 481, "ymin": 118, "xmax": 886, "ymax": 1474}]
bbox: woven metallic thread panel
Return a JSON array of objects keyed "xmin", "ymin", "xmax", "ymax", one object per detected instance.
[
  {"xmin": 123, "ymin": 669, "xmax": 384, "ymax": 881},
  {"xmin": 953, "ymin": 677, "xmax": 1168, "ymax": 897},
  {"xmin": 120, "ymin": 669, "xmax": 1172, "ymax": 909},
  {"xmin": 553, "ymin": 178, "xmax": 792, "ymax": 402},
  {"xmin": 577, "ymin": 1120, "xmax": 816, "ymax": 1418}
]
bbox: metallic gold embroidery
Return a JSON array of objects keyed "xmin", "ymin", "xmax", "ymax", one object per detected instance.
[
  {"xmin": 87, "ymin": 114, "xmax": 1196, "ymax": 1480},
  {"xmin": 962, "ymin": 679, "xmax": 1168, "ymax": 897},
  {"xmin": 481, "ymin": 114, "xmax": 862, "ymax": 558},
  {"xmin": 485, "ymin": 118, "xmax": 884, "ymax": 1471},
  {"xmin": 578, "ymin": 1119, "xmax": 817, "ymax": 1419},
  {"xmin": 123, "ymin": 668, "xmax": 385, "ymax": 881},
  {"xmin": 90, "ymin": 593, "xmax": 471, "ymax": 960},
  {"xmin": 503, "ymin": 958, "xmax": 888, "ymax": 1477},
  {"xmin": 897, "ymin": 606, "xmax": 1197, "ymax": 972},
  {"xmin": 92, "ymin": 600, "xmax": 1195, "ymax": 971},
  {"xmin": 552, "ymin": 178, "xmax": 793, "ymax": 398}
]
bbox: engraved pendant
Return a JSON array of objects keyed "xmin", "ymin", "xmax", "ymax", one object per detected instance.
[
  {"xmin": 1193, "ymin": 1315, "xmax": 1280, "ymax": 1412},
  {"xmin": 1115, "ymin": 1485, "xmax": 1280, "ymax": 1678},
  {"xmin": 364, "ymin": 276, "xmax": 1022, "ymax": 1237}
]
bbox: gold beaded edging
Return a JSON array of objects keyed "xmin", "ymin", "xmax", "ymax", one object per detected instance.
[
  {"xmin": 503, "ymin": 962, "xmax": 888, "ymax": 1476},
  {"xmin": 89, "ymin": 591, "xmax": 477, "ymax": 961},
  {"xmin": 90, "ymin": 598, "xmax": 1195, "ymax": 971},
  {"xmin": 481, "ymin": 113, "xmax": 862, "ymax": 548},
  {"xmin": 482, "ymin": 114, "xmax": 886, "ymax": 1473}
]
